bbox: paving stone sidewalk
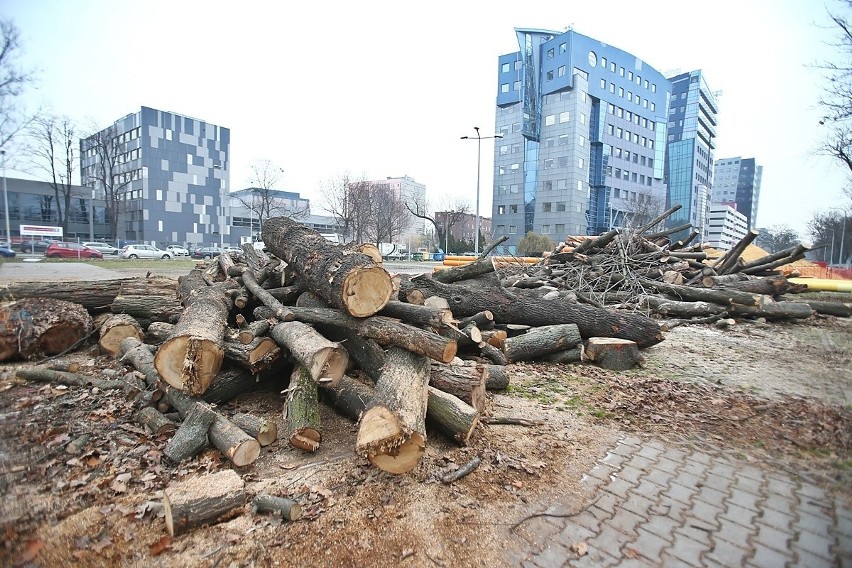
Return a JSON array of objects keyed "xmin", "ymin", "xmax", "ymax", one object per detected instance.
[{"xmin": 507, "ymin": 436, "xmax": 850, "ymax": 567}]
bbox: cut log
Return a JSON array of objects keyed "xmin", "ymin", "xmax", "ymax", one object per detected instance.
[
  {"xmin": 0, "ymin": 276, "xmax": 177, "ymax": 313},
  {"xmin": 402, "ymin": 276, "xmax": 664, "ymax": 348},
  {"xmin": 430, "ymin": 363, "xmax": 486, "ymax": 412},
  {"xmin": 202, "ymin": 368, "xmax": 264, "ymax": 405},
  {"xmin": 135, "ymin": 406, "xmax": 177, "ymax": 436},
  {"xmin": 379, "ymin": 300, "xmax": 453, "ymax": 328},
  {"xmin": 482, "ymin": 365, "xmax": 510, "ymax": 390},
  {"xmin": 481, "ymin": 329, "xmax": 507, "ymax": 349},
  {"xmin": 425, "ymin": 386, "xmax": 480, "ymax": 446},
  {"xmin": 284, "ymin": 366, "xmax": 322, "ymax": 452},
  {"xmin": 98, "ymin": 313, "xmax": 144, "ymax": 356},
  {"xmin": 641, "ymin": 278, "xmax": 761, "ymax": 307},
  {"xmin": 502, "ymin": 323, "xmax": 583, "ymax": 363},
  {"xmin": 162, "ymin": 469, "xmax": 246, "ymax": 537},
  {"xmin": 716, "ymin": 230, "xmax": 760, "ymax": 274},
  {"xmin": 240, "ymin": 269, "xmax": 295, "ymax": 322},
  {"xmin": 320, "ymin": 375, "xmax": 376, "ymax": 421},
  {"xmin": 145, "ymin": 321, "xmax": 175, "ymax": 344},
  {"xmin": 223, "ymin": 335, "xmax": 282, "ymax": 374},
  {"xmin": 163, "ymin": 401, "xmax": 217, "ymax": 462},
  {"xmin": 230, "ymin": 413, "xmax": 278, "ymax": 447},
  {"xmin": 584, "ymin": 338, "xmax": 642, "ymax": 370},
  {"xmin": 728, "ymin": 301, "xmax": 815, "ymax": 320},
  {"xmin": 709, "ymin": 274, "xmax": 806, "ymax": 296},
  {"xmin": 262, "ymin": 306, "xmax": 457, "ymax": 364},
  {"xmin": 777, "ymin": 295, "xmax": 852, "ymax": 317},
  {"xmin": 319, "ymin": 327, "xmax": 387, "ymax": 383},
  {"xmin": 154, "ymin": 272, "xmax": 233, "ymax": 394},
  {"xmin": 477, "ymin": 341, "xmax": 508, "ymax": 365},
  {"xmin": 251, "ymin": 494, "xmax": 301, "ymax": 521},
  {"xmin": 642, "ymin": 296, "xmax": 728, "ymax": 318},
  {"xmin": 0, "ymin": 297, "xmax": 93, "ymax": 362},
  {"xmin": 238, "ymin": 320, "xmax": 271, "ymax": 345},
  {"xmin": 111, "ymin": 294, "xmax": 182, "ymax": 325},
  {"xmin": 262, "ymin": 216, "xmax": 393, "ymax": 317},
  {"xmin": 432, "ymin": 255, "xmax": 496, "ymax": 284},
  {"xmin": 538, "ymin": 347, "xmax": 583, "ymax": 364},
  {"xmin": 458, "ymin": 310, "xmax": 495, "ymax": 331},
  {"xmin": 356, "ymin": 347, "xmax": 430, "ymax": 474},
  {"xmin": 268, "ymin": 321, "xmax": 348, "ymax": 385}
]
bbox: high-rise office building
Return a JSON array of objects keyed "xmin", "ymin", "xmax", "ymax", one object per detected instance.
[
  {"xmin": 705, "ymin": 203, "xmax": 748, "ymax": 250},
  {"xmin": 80, "ymin": 106, "xmax": 230, "ymax": 247},
  {"xmin": 664, "ymin": 71, "xmax": 719, "ymax": 239},
  {"xmin": 492, "ymin": 28, "xmax": 670, "ymax": 253},
  {"xmin": 712, "ymin": 157, "xmax": 762, "ymax": 230}
]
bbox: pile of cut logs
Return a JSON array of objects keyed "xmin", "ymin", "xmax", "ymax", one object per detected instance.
[{"xmin": 1, "ymin": 208, "xmax": 848, "ymax": 486}]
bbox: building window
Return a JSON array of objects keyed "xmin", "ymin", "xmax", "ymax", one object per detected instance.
[
  {"xmin": 618, "ymin": 87, "xmax": 624, "ymax": 97},
  {"xmin": 545, "ymin": 137, "xmax": 555, "ymax": 148},
  {"xmin": 650, "ymin": 102, "xmax": 655, "ymax": 112},
  {"xmin": 556, "ymin": 223, "xmax": 565, "ymax": 233},
  {"xmin": 545, "ymin": 114, "xmax": 556, "ymax": 126},
  {"xmin": 557, "ymin": 179, "xmax": 568, "ymax": 189},
  {"xmin": 644, "ymin": 79, "xmax": 649, "ymax": 89},
  {"xmin": 558, "ymin": 65, "xmax": 566, "ymax": 77},
  {"xmin": 557, "ymin": 202, "xmax": 566, "ymax": 212},
  {"xmin": 502, "ymin": 62, "xmax": 510, "ymax": 73},
  {"xmin": 619, "ymin": 67, "xmax": 625, "ymax": 77},
  {"xmin": 610, "ymin": 62, "xmax": 616, "ymax": 72},
  {"xmin": 513, "ymin": 81, "xmax": 521, "ymax": 91},
  {"xmin": 617, "ymin": 107, "xmax": 623, "ymax": 118},
  {"xmin": 579, "ymin": 135, "xmax": 585, "ymax": 147},
  {"xmin": 510, "ymin": 184, "xmax": 520, "ymax": 193},
  {"xmin": 610, "ymin": 83, "xmax": 615, "ymax": 93},
  {"xmin": 601, "ymin": 78, "xmax": 606, "ymax": 89},
  {"xmin": 497, "ymin": 224, "xmax": 505, "ymax": 234},
  {"xmin": 543, "ymin": 202, "xmax": 552, "ymax": 212},
  {"xmin": 607, "ymin": 124, "xmax": 614, "ymax": 135},
  {"xmin": 628, "ymin": 71, "xmax": 633, "ymax": 81},
  {"xmin": 547, "ymin": 48, "xmax": 554, "ymax": 59},
  {"xmin": 651, "ymin": 83, "xmax": 656, "ymax": 93},
  {"xmin": 580, "ymin": 113, "xmax": 586, "ymax": 124},
  {"xmin": 544, "ymin": 159, "xmax": 555, "ymax": 169},
  {"xmin": 510, "ymin": 204, "xmax": 518, "ymax": 213},
  {"xmin": 547, "ymin": 71, "xmax": 554, "ymax": 81},
  {"xmin": 500, "ymin": 145, "xmax": 509, "ymax": 155},
  {"xmin": 559, "ymin": 42, "xmax": 567, "ymax": 53},
  {"xmin": 608, "ymin": 103, "xmax": 615, "ymax": 114},
  {"xmin": 577, "ymin": 180, "xmax": 583, "ymax": 191},
  {"xmin": 501, "ymin": 83, "xmax": 509, "ymax": 93},
  {"xmin": 512, "ymin": 122, "xmax": 521, "ymax": 132},
  {"xmin": 578, "ymin": 158, "xmax": 584, "ymax": 169},
  {"xmin": 627, "ymin": 91, "xmax": 632, "ymax": 102},
  {"xmin": 509, "ymin": 225, "xmax": 517, "ymax": 234},
  {"xmin": 498, "ymin": 205, "xmax": 505, "ymax": 214},
  {"xmin": 559, "ymin": 111, "xmax": 570, "ymax": 123},
  {"xmin": 544, "ymin": 180, "xmax": 553, "ymax": 191},
  {"xmin": 542, "ymin": 225, "xmax": 551, "ymax": 234},
  {"xmin": 558, "ymin": 156, "xmax": 569, "ymax": 167}
]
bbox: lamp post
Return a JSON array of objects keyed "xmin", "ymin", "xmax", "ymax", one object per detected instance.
[
  {"xmin": 461, "ymin": 127, "xmax": 503, "ymax": 255},
  {"xmin": 1, "ymin": 150, "xmax": 10, "ymax": 247}
]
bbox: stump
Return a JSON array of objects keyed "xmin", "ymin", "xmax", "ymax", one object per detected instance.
[
  {"xmin": 584, "ymin": 337, "xmax": 642, "ymax": 370},
  {"xmin": 98, "ymin": 313, "xmax": 144, "ymax": 357},
  {"xmin": 0, "ymin": 298, "xmax": 93, "ymax": 362},
  {"xmin": 162, "ymin": 469, "xmax": 246, "ymax": 536}
]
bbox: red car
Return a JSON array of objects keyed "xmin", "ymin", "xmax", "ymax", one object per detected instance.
[{"xmin": 45, "ymin": 242, "xmax": 104, "ymax": 259}]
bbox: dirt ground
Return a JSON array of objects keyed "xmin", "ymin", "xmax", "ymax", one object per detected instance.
[{"xmin": 0, "ymin": 290, "xmax": 850, "ymax": 567}]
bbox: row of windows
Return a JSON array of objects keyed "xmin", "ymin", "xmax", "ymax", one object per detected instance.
[
  {"xmin": 543, "ymin": 156, "xmax": 584, "ymax": 170},
  {"xmin": 113, "ymin": 169, "xmax": 142, "ymax": 185},
  {"xmin": 612, "ymin": 188, "xmax": 654, "ymax": 203},
  {"xmin": 500, "ymin": 60, "xmax": 523, "ymax": 73},
  {"xmin": 607, "ymin": 104, "xmax": 655, "ymax": 130},
  {"xmin": 606, "ymin": 124, "xmax": 655, "ymax": 149},
  {"xmin": 606, "ymin": 166, "xmax": 654, "ymax": 187},
  {"xmin": 599, "ymin": 79, "xmax": 656, "ymax": 111},
  {"xmin": 500, "ymin": 81, "xmax": 521, "ymax": 94},
  {"xmin": 608, "ymin": 146, "xmax": 654, "ymax": 169},
  {"xmin": 117, "ymin": 148, "xmax": 141, "ymax": 164},
  {"xmin": 598, "ymin": 55, "xmax": 657, "ymax": 94},
  {"xmin": 544, "ymin": 111, "xmax": 586, "ymax": 126},
  {"xmin": 497, "ymin": 179, "xmax": 584, "ymax": 194}
]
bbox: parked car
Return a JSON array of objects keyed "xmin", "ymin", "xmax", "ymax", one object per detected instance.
[
  {"xmin": 18, "ymin": 240, "xmax": 55, "ymax": 253},
  {"xmin": 82, "ymin": 242, "xmax": 119, "ymax": 255},
  {"xmin": 0, "ymin": 246, "xmax": 16, "ymax": 258},
  {"xmin": 45, "ymin": 242, "xmax": 104, "ymax": 259},
  {"xmin": 118, "ymin": 244, "xmax": 172, "ymax": 259},
  {"xmin": 166, "ymin": 245, "xmax": 190, "ymax": 257},
  {"xmin": 192, "ymin": 246, "xmax": 223, "ymax": 260}
]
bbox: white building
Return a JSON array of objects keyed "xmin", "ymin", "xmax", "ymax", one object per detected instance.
[{"xmin": 705, "ymin": 203, "xmax": 748, "ymax": 250}]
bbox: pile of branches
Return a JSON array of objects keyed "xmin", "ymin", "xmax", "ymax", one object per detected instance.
[{"xmin": 492, "ymin": 205, "xmax": 850, "ymax": 327}]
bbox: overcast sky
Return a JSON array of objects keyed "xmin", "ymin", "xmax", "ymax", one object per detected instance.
[{"xmin": 4, "ymin": 0, "xmax": 848, "ymax": 237}]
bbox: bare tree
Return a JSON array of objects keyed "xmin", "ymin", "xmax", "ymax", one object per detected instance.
[
  {"xmin": 321, "ymin": 173, "xmax": 375, "ymax": 244},
  {"xmin": 235, "ymin": 160, "xmax": 308, "ymax": 236},
  {"xmin": 616, "ymin": 193, "xmax": 667, "ymax": 232},
  {"xmin": 0, "ymin": 20, "xmax": 37, "ymax": 151},
  {"xmin": 405, "ymin": 195, "xmax": 470, "ymax": 251},
  {"xmin": 26, "ymin": 113, "xmax": 77, "ymax": 233},
  {"xmin": 815, "ymin": 1, "xmax": 852, "ymax": 193},
  {"xmin": 809, "ymin": 209, "xmax": 850, "ymax": 263},
  {"xmin": 755, "ymin": 225, "xmax": 801, "ymax": 253},
  {"xmin": 83, "ymin": 124, "xmax": 133, "ymax": 240},
  {"xmin": 365, "ymin": 185, "xmax": 409, "ymax": 246}
]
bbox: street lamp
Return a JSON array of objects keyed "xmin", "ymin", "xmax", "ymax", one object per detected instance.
[
  {"xmin": 461, "ymin": 126, "xmax": 503, "ymax": 255},
  {"xmin": 1, "ymin": 150, "xmax": 10, "ymax": 247}
]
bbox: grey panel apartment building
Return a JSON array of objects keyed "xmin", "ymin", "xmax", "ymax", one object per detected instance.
[
  {"xmin": 712, "ymin": 156, "xmax": 762, "ymax": 230},
  {"xmin": 80, "ymin": 107, "xmax": 230, "ymax": 248},
  {"xmin": 492, "ymin": 28, "xmax": 670, "ymax": 253}
]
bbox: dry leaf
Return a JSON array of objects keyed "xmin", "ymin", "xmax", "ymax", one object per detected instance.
[{"xmin": 149, "ymin": 535, "xmax": 171, "ymax": 556}]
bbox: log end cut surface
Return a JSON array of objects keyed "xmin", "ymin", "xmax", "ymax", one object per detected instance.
[
  {"xmin": 342, "ymin": 266, "xmax": 393, "ymax": 318},
  {"xmin": 356, "ymin": 406, "xmax": 425, "ymax": 474},
  {"xmin": 155, "ymin": 336, "xmax": 224, "ymax": 394}
]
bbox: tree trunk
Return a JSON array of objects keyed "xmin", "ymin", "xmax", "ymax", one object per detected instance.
[
  {"xmin": 163, "ymin": 401, "xmax": 217, "ymax": 462},
  {"xmin": 429, "ymin": 363, "xmax": 486, "ymax": 412},
  {"xmin": 284, "ymin": 366, "xmax": 322, "ymax": 452},
  {"xmin": 0, "ymin": 276, "xmax": 177, "ymax": 313},
  {"xmin": 145, "ymin": 321, "xmax": 175, "ymax": 344},
  {"xmin": 98, "ymin": 313, "xmax": 144, "ymax": 357},
  {"xmin": 777, "ymin": 296, "xmax": 852, "ymax": 317},
  {"xmin": 432, "ymin": 255, "xmax": 496, "ymax": 284},
  {"xmin": 231, "ymin": 413, "xmax": 278, "ymax": 447},
  {"xmin": 268, "ymin": 321, "xmax": 348, "ymax": 385},
  {"xmin": 320, "ymin": 375, "xmax": 375, "ymax": 421},
  {"xmin": 264, "ymin": 306, "xmax": 457, "ymax": 363},
  {"xmin": 482, "ymin": 365, "xmax": 510, "ymax": 390},
  {"xmin": 111, "ymin": 294, "xmax": 182, "ymax": 325},
  {"xmin": 251, "ymin": 494, "xmax": 301, "ymax": 522},
  {"xmin": 154, "ymin": 273, "xmax": 233, "ymax": 394},
  {"xmin": 378, "ymin": 300, "xmax": 453, "ymax": 328},
  {"xmin": 585, "ymin": 338, "xmax": 642, "ymax": 370},
  {"xmin": 162, "ymin": 469, "xmax": 245, "ymax": 536},
  {"xmin": 425, "ymin": 386, "xmax": 480, "ymax": 446},
  {"xmin": 402, "ymin": 275, "xmax": 664, "ymax": 348},
  {"xmin": 135, "ymin": 406, "xmax": 177, "ymax": 436},
  {"xmin": 262, "ymin": 216, "xmax": 394, "ymax": 317},
  {"xmin": 502, "ymin": 323, "xmax": 583, "ymax": 363},
  {"xmin": 223, "ymin": 335, "xmax": 282, "ymax": 374},
  {"xmin": 0, "ymin": 298, "xmax": 93, "ymax": 362},
  {"xmin": 356, "ymin": 347, "xmax": 430, "ymax": 474}
]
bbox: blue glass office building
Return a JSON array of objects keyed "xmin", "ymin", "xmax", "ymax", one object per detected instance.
[
  {"xmin": 492, "ymin": 28, "xmax": 670, "ymax": 252},
  {"xmin": 664, "ymin": 71, "xmax": 719, "ymax": 237}
]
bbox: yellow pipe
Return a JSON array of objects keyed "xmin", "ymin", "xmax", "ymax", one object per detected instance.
[{"xmin": 788, "ymin": 278, "xmax": 852, "ymax": 293}]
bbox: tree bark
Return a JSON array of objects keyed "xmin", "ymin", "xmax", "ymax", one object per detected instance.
[
  {"xmin": 425, "ymin": 386, "xmax": 480, "ymax": 446},
  {"xmin": 320, "ymin": 375, "xmax": 376, "ymax": 421},
  {"xmin": 155, "ymin": 272, "xmax": 233, "ymax": 394},
  {"xmin": 378, "ymin": 300, "xmax": 453, "ymax": 328},
  {"xmin": 502, "ymin": 323, "xmax": 583, "ymax": 363},
  {"xmin": 111, "ymin": 294, "xmax": 182, "ymax": 325},
  {"xmin": 162, "ymin": 469, "xmax": 245, "ymax": 537},
  {"xmin": 262, "ymin": 216, "xmax": 394, "ymax": 317},
  {"xmin": 585, "ymin": 338, "xmax": 642, "ymax": 370},
  {"xmin": 98, "ymin": 313, "xmax": 144, "ymax": 357},
  {"xmin": 284, "ymin": 366, "xmax": 322, "ymax": 452},
  {"xmin": 135, "ymin": 406, "xmax": 177, "ymax": 436},
  {"xmin": 0, "ymin": 298, "xmax": 93, "ymax": 362},
  {"xmin": 223, "ymin": 335, "xmax": 282, "ymax": 374},
  {"xmin": 251, "ymin": 494, "xmax": 301, "ymax": 521},
  {"xmin": 402, "ymin": 275, "xmax": 664, "ymax": 348},
  {"xmin": 145, "ymin": 321, "xmax": 175, "ymax": 344},
  {"xmin": 777, "ymin": 296, "xmax": 852, "ymax": 317},
  {"xmin": 0, "ymin": 276, "xmax": 177, "ymax": 313},
  {"xmin": 482, "ymin": 365, "xmax": 510, "ymax": 390},
  {"xmin": 356, "ymin": 347, "xmax": 430, "ymax": 474},
  {"xmin": 231, "ymin": 413, "xmax": 278, "ymax": 447},
  {"xmin": 430, "ymin": 363, "xmax": 486, "ymax": 412},
  {"xmin": 268, "ymin": 321, "xmax": 348, "ymax": 385},
  {"xmin": 432, "ymin": 255, "xmax": 496, "ymax": 284},
  {"xmin": 163, "ymin": 401, "xmax": 217, "ymax": 462}
]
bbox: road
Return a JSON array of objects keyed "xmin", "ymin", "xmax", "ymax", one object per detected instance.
[{"xmin": 0, "ymin": 258, "xmax": 443, "ymax": 282}]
